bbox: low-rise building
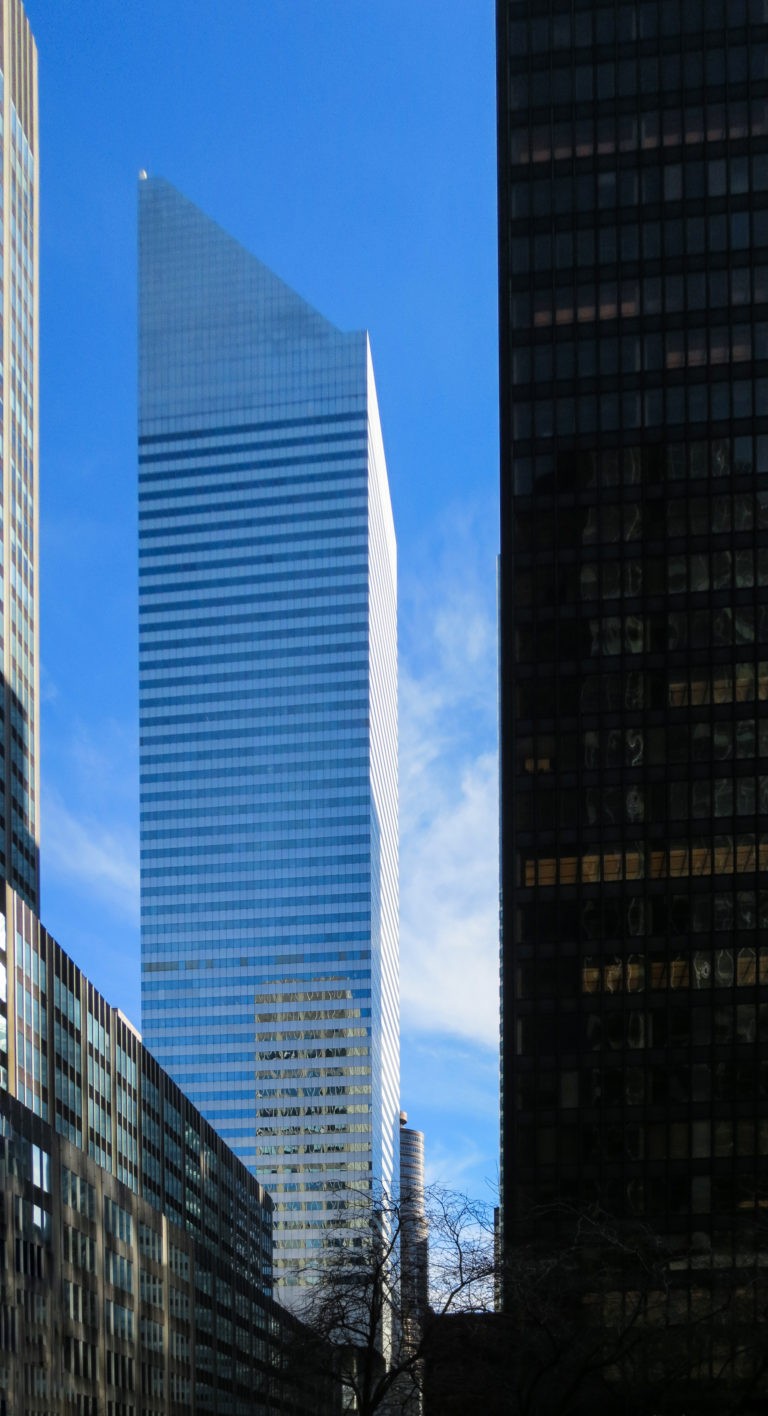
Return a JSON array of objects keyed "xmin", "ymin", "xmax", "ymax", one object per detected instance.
[{"xmin": 0, "ymin": 882, "xmax": 336, "ymax": 1415}]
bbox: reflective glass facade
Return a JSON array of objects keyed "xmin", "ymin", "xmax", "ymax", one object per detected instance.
[
  {"xmin": 0, "ymin": 1, "xmax": 39, "ymax": 910},
  {"xmin": 498, "ymin": 0, "xmax": 768, "ymax": 1265},
  {"xmin": 138, "ymin": 178, "xmax": 399, "ymax": 1297}
]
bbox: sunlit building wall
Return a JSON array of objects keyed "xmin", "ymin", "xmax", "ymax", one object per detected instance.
[
  {"xmin": 138, "ymin": 178, "xmax": 399, "ymax": 1297},
  {"xmin": 0, "ymin": 0, "xmax": 39, "ymax": 909}
]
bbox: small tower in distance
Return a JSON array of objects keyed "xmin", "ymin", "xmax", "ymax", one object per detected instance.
[{"xmin": 399, "ymin": 1112, "xmax": 429, "ymax": 1327}]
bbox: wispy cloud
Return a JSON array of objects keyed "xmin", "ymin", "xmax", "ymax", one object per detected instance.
[
  {"xmin": 399, "ymin": 501, "xmax": 499, "ymax": 1048},
  {"xmin": 42, "ymin": 790, "xmax": 139, "ymax": 922},
  {"xmin": 65, "ymin": 718, "xmax": 138, "ymax": 809},
  {"xmin": 400, "ymin": 747, "xmax": 498, "ymax": 1042},
  {"xmin": 40, "ymin": 712, "xmax": 140, "ymax": 928},
  {"xmin": 424, "ymin": 1135, "xmax": 499, "ymax": 1200},
  {"xmin": 401, "ymin": 1029, "xmax": 499, "ymax": 1196}
]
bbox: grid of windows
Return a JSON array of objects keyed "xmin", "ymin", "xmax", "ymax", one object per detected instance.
[
  {"xmin": 137, "ymin": 177, "xmax": 399, "ymax": 1296},
  {"xmin": 0, "ymin": 1, "xmax": 39, "ymax": 910},
  {"xmin": 498, "ymin": 0, "xmax": 768, "ymax": 1280},
  {"xmin": 0, "ymin": 888, "xmax": 336, "ymax": 1413}
]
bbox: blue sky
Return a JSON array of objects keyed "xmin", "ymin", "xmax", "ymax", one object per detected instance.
[{"xmin": 27, "ymin": 0, "xmax": 499, "ymax": 1204}]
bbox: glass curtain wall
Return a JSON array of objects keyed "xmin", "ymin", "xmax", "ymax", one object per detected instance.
[
  {"xmin": 0, "ymin": 0, "xmax": 39, "ymax": 908},
  {"xmin": 138, "ymin": 178, "xmax": 399, "ymax": 1298},
  {"xmin": 498, "ymin": 0, "xmax": 768, "ymax": 1263}
]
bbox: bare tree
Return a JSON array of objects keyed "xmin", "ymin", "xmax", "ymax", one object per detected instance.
[
  {"xmin": 428, "ymin": 1203, "xmax": 768, "ymax": 1416},
  {"xmin": 290, "ymin": 1183, "xmax": 495, "ymax": 1416},
  {"xmin": 291, "ymin": 1189, "xmax": 768, "ymax": 1416}
]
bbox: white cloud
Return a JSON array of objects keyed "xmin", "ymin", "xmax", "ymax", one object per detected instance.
[
  {"xmin": 400, "ymin": 746, "xmax": 498, "ymax": 1044},
  {"xmin": 399, "ymin": 508, "xmax": 499, "ymax": 1048},
  {"xmin": 42, "ymin": 789, "xmax": 139, "ymax": 922},
  {"xmin": 424, "ymin": 1134, "xmax": 499, "ymax": 1199}
]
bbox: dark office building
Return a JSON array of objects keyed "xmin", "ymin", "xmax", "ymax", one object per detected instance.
[
  {"xmin": 498, "ymin": 0, "xmax": 768, "ymax": 1317},
  {"xmin": 0, "ymin": 882, "xmax": 337, "ymax": 1416}
]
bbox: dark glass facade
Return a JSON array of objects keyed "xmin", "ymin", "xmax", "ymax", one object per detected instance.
[{"xmin": 498, "ymin": 0, "xmax": 768, "ymax": 1269}]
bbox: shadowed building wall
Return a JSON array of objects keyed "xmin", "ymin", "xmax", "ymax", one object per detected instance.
[{"xmin": 498, "ymin": 0, "xmax": 768, "ymax": 1283}]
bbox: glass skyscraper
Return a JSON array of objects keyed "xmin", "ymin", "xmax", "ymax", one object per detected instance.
[
  {"xmin": 138, "ymin": 177, "xmax": 399, "ymax": 1296},
  {"xmin": 498, "ymin": 0, "xmax": 768, "ymax": 1291},
  {"xmin": 0, "ymin": 0, "xmax": 39, "ymax": 911}
]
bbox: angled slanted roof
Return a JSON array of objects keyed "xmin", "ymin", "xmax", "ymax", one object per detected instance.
[{"xmin": 138, "ymin": 176, "xmax": 364, "ymax": 427}]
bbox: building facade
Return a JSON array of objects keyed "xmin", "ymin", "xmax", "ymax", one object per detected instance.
[
  {"xmin": 138, "ymin": 178, "xmax": 399, "ymax": 1297},
  {"xmin": 0, "ymin": 882, "xmax": 337, "ymax": 1416},
  {"xmin": 399, "ymin": 1114, "xmax": 428, "ymax": 1330},
  {"xmin": 0, "ymin": 0, "xmax": 39, "ymax": 910},
  {"xmin": 498, "ymin": 0, "xmax": 768, "ymax": 1269}
]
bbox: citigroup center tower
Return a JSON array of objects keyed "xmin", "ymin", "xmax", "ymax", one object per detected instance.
[{"xmin": 138, "ymin": 178, "xmax": 399, "ymax": 1296}]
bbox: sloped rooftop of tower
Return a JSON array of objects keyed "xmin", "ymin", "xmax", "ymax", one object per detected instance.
[{"xmin": 138, "ymin": 175, "xmax": 367, "ymax": 429}]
